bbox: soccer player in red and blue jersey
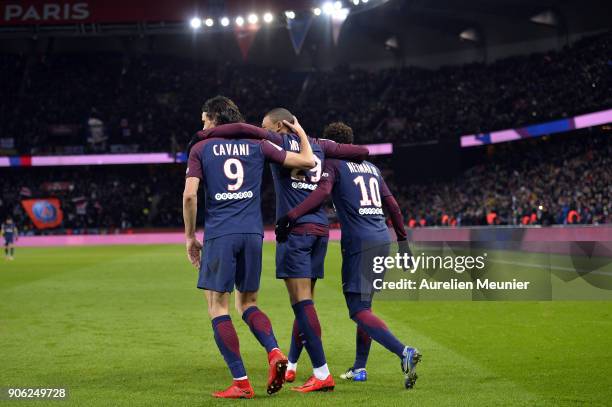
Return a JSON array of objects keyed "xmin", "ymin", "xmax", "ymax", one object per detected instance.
[
  {"xmin": 276, "ymin": 122, "xmax": 422, "ymax": 389},
  {"xmin": 2, "ymin": 217, "xmax": 18, "ymax": 260},
  {"xmin": 200, "ymin": 109, "xmax": 369, "ymax": 392},
  {"xmin": 183, "ymin": 96, "xmax": 316, "ymax": 399}
]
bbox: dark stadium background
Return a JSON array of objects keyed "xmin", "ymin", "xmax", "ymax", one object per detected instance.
[
  {"xmin": 0, "ymin": 0, "xmax": 610, "ymax": 234},
  {"xmin": 1, "ymin": 2, "xmax": 612, "ymax": 406}
]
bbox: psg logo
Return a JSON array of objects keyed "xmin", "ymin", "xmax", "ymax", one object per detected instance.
[{"xmin": 32, "ymin": 200, "xmax": 58, "ymax": 223}]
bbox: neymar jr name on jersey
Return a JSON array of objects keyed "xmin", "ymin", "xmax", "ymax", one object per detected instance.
[{"xmin": 345, "ymin": 161, "xmax": 379, "ymax": 175}]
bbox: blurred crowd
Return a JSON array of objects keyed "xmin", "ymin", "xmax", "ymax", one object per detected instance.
[
  {"xmin": 0, "ymin": 164, "xmax": 279, "ymax": 234},
  {"xmin": 375, "ymin": 31, "xmax": 611, "ymax": 144},
  {"xmin": 388, "ymin": 131, "xmax": 611, "ymax": 227},
  {"xmin": 1, "ymin": 166, "xmax": 185, "ymax": 233},
  {"xmin": 2, "ymin": 131, "xmax": 609, "ymax": 233},
  {"xmin": 1, "ymin": 32, "xmax": 610, "ymax": 154},
  {"xmin": 2, "ymin": 30, "xmax": 610, "ymax": 232}
]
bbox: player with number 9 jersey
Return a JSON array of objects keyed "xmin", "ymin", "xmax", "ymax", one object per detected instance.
[
  {"xmin": 187, "ymin": 138, "xmax": 285, "ymax": 241},
  {"xmin": 187, "ymin": 136, "xmax": 298, "ymax": 292},
  {"xmin": 197, "ymin": 110, "xmax": 370, "ymax": 391},
  {"xmin": 183, "ymin": 97, "xmax": 316, "ymax": 399},
  {"xmin": 199, "ymin": 113, "xmax": 370, "ymax": 281}
]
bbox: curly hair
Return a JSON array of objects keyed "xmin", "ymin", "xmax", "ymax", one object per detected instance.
[
  {"xmin": 323, "ymin": 122, "xmax": 354, "ymax": 144},
  {"xmin": 202, "ymin": 96, "xmax": 244, "ymax": 126}
]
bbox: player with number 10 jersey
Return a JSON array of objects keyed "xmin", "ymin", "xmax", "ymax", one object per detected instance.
[{"xmin": 280, "ymin": 122, "xmax": 421, "ymax": 390}]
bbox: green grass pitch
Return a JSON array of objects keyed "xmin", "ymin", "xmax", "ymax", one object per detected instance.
[{"xmin": 1, "ymin": 243, "xmax": 612, "ymax": 406}]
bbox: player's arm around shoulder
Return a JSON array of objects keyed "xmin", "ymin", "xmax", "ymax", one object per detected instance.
[
  {"xmin": 198, "ymin": 123, "xmax": 284, "ymax": 146},
  {"xmin": 279, "ymin": 117, "xmax": 316, "ymax": 170},
  {"xmin": 317, "ymin": 138, "xmax": 370, "ymax": 162},
  {"xmin": 287, "ymin": 160, "xmax": 337, "ymax": 221},
  {"xmin": 276, "ymin": 158, "xmax": 337, "ymax": 242}
]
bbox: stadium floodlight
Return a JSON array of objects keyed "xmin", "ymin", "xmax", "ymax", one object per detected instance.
[
  {"xmin": 220, "ymin": 17, "xmax": 230, "ymax": 27},
  {"xmin": 248, "ymin": 14, "xmax": 258, "ymax": 24},
  {"xmin": 459, "ymin": 28, "xmax": 480, "ymax": 42},
  {"xmin": 352, "ymin": 0, "xmax": 360, "ymax": 5},
  {"xmin": 332, "ymin": 8, "xmax": 349, "ymax": 21},
  {"xmin": 385, "ymin": 36, "xmax": 399, "ymax": 49},
  {"xmin": 322, "ymin": 2, "xmax": 334, "ymax": 15},
  {"xmin": 362, "ymin": 0, "xmax": 369, "ymax": 3},
  {"xmin": 285, "ymin": 10, "xmax": 296, "ymax": 19},
  {"xmin": 530, "ymin": 10, "xmax": 558, "ymax": 26},
  {"xmin": 235, "ymin": 16, "xmax": 244, "ymax": 26},
  {"xmin": 334, "ymin": 1, "xmax": 343, "ymax": 10},
  {"xmin": 190, "ymin": 17, "xmax": 202, "ymax": 29},
  {"xmin": 204, "ymin": 18, "xmax": 214, "ymax": 27},
  {"xmin": 313, "ymin": 7, "xmax": 322, "ymax": 16},
  {"xmin": 263, "ymin": 12, "xmax": 274, "ymax": 23}
]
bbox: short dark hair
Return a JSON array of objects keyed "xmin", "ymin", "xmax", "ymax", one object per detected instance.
[
  {"xmin": 323, "ymin": 122, "xmax": 353, "ymax": 144},
  {"xmin": 264, "ymin": 107, "xmax": 294, "ymax": 125},
  {"xmin": 202, "ymin": 96, "xmax": 244, "ymax": 126}
]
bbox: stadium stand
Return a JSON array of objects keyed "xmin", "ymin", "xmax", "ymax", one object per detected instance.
[
  {"xmin": 2, "ymin": 129, "xmax": 609, "ymax": 233},
  {"xmin": 0, "ymin": 32, "xmax": 609, "ymax": 154},
  {"xmin": 1, "ymin": 32, "xmax": 610, "ymax": 232}
]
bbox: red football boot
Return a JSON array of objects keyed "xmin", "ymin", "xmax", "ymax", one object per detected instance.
[
  {"xmin": 267, "ymin": 348, "xmax": 288, "ymax": 395},
  {"xmin": 291, "ymin": 375, "xmax": 335, "ymax": 393},
  {"xmin": 285, "ymin": 369, "xmax": 296, "ymax": 383},
  {"xmin": 212, "ymin": 379, "xmax": 255, "ymax": 399}
]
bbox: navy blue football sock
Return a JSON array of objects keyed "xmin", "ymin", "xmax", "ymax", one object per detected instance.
[
  {"xmin": 353, "ymin": 326, "xmax": 372, "ymax": 370},
  {"xmin": 241, "ymin": 306, "xmax": 279, "ymax": 353},
  {"xmin": 292, "ymin": 299, "xmax": 327, "ymax": 368},
  {"xmin": 352, "ymin": 309, "xmax": 405, "ymax": 358},
  {"xmin": 212, "ymin": 315, "xmax": 247, "ymax": 379},
  {"xmin": 288, "ymin": 318, "xmax": 304, "ymax": 364}
]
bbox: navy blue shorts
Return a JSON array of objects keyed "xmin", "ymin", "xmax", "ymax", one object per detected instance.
[
  {"xmin": 276, "ymin": 233, "xmax": 328, "ymax": 279},
  {"xmin": 4, "ymin": 235, "xmax": 14, "ymax": 245},
  {"xmin": 342, "ymin": 243, "xmax": 391, "ymax": 295},
  {"xmin": 198, "ymin": 234, "xmax": 263, "ymax": 293}
]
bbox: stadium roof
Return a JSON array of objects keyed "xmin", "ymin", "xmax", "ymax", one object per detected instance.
[{"xmin": 0, "ymin": 0, "xmax": 609, "ymax": 68}]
